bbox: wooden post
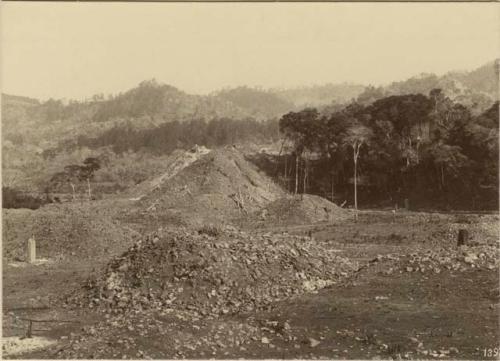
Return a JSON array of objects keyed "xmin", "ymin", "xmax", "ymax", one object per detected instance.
[
  {"xmin": 27, "ymin": 237, "xmax": 36, "ymax": 263},
  {"xmin": 27, "ymin": 320, "xmax": 33, "ymax": 338},
  {"xmin": 457, "ymin": 229, "xmax": 469, "ymax": 246},
  {"xmin": 404, "ymin": 198, "xmax": 410, "ymax": 211}
]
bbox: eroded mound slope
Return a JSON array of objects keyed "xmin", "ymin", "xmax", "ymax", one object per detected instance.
[
  {"xmin": 136, "ymin": 147, "xmax": 285, "ymax": 226},
  {"xmin": 2, "ymin": 203, "xmax": 139, "ymax": 261},
  {"xmin": 129, "ymin": 145, "xmax": 211, "ymax": 201},
  {"xmin": 73, "ymin": 227, "xmax": 359, "ymax": 316}
]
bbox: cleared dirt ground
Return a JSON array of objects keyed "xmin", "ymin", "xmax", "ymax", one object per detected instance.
[{"xmin": 3, "ymin": 210, "xmax": 498, "ymax": 360}]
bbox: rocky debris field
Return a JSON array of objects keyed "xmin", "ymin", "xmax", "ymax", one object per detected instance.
[
  {"xmin": 364, "ymin": 244, "xmax": 499, "ymax": 276},
  {"xmin": 50, "ymin": 254, "xmax": 500, "ymax": 360},
  {"xmin": 55, "ymin": 309, "xmax": 271, "ymax": 359},
  {"xmin": 67, "ymin": 226, "xmax": 359, "ymax": 317},
  {"xmin": 312, "ymin": 212, "xmax": 499, "ymax": 250},
  {"xmin": 3, "ymin": 209, "xmax": 498, "ymax": 360}
]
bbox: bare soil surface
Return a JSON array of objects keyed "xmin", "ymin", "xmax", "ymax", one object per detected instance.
[
  {"xmin": 131, "ymin": 147, "xmax": 285, "ymax": 228},
  {"xmin": 3, "ymin": 210, "xmax": 498, "ymax": 359},
  {"xmin": 2, "ymin": 200, "xmax": 140, "ymax": 262}
]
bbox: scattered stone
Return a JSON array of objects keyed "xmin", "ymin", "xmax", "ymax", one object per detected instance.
[
  {"xmin": 309, "ymin": 338, "xmax": 321, "ymax": 348},
  {"xmin": 371, "ymin": 245, "xmax": 498, "ymax": 275},
  {"xmin": 69, "ymin": 228, "xmax": 359, "ymax": 316}
]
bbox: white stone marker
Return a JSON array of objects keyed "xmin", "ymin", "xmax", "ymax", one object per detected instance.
[{"xmin": 27, "ymin": 237, "xmax": 36, "ymax": 263}]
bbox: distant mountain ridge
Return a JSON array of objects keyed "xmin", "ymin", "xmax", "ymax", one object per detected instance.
[
  {"xmin": 383, "ymin": 59, "xmax": 499, "ymax": 112},
  {"xmin": 212, "ymin": 86, "xmax": 296, "ymax": 119},
  {"xmin": 2, "ymin": 59, "xmax": 497, "ymax": 151},
  {"xmin": 449, "ymin": 59, "xmax": 499, "ymax": 95},
  {"xmin": 2, "ymin": 94, "xmax": 40, "ymax": 106},
  {"xmin": 90, "ymin": 80, "xmax": 253, "ymax": 123},
  {"xmin": 270, "ymin": 83, "xmax": 365, "ymax": 108}
]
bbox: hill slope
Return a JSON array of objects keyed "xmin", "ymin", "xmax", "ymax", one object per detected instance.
[
  {"xmin": 271, "ymin": 83, "xmax": 365, "ymax": 108},
  {"xmin": 134, "ymin": 146, "xmax": 285, "ymax": 227},
  {"xmin": 384, "ymin": 59, "xmax": 498, "ymax": 112},
  {"xmin": 213, "ymin": 86, "xmax": 295, "ymax": 119}
]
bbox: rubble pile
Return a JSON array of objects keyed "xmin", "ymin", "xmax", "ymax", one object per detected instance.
[
  {"xmin": 370, "ymin": 245, "xmax": 499, "ymax": 274},
  {"xmin": 248, "ymin": 194, "xmax": 351, "ymax": 227},
  {"xmin": 136, "ymin": 147, "xmax": 285, "ymax": 226},
  {"xmin": 73, "ymin": 227, "xmax": 359, "ymax": 316}
]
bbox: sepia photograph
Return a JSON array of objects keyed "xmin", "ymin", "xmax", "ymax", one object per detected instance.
[{"xmin": 1, "ymin": 2, "xmax": 499, "ymax": 359}]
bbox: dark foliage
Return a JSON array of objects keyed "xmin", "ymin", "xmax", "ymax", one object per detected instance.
[
  {"xmin": 278, "ymin": 91, "xmax": 498, "ymax": 210},
  {"xmin": 69, "ymin": 118, "xmax": 280, "ymax": 155},
  {"xmin": 2, "ymin": 187, "xmax": 51, "ymax": 210},
  {"xmin": 214, "ymin": 86, "xmax": 294, "ymax": 119}
]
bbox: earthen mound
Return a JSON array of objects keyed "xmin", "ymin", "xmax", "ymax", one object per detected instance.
[
  {"xmin": 2, "ymin": 203, "xmax": 139, "ymax": 261},
  {"xmin": 74, "ymin": 227, "xmax": 359, "ymax": 315},
  {"xmin": 136, "ymin": 147, "xmax": 285, "ymax": 226},
  {"xmin": 247, "ymin": 194, "xmax": 351, "ymax": 227}
]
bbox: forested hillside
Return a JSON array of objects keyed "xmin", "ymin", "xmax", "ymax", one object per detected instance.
[
  {"xmin": 213, "ymin": 86, "xmax": 296, "ymax": 119},
  {"xmin": 2, "ymin": 60, "xmax": 498, "ymax": 210},
  {"xmin": 365, "ymin": 60, "xmax": 499, "ymax": 114},
  {"xmin": 277, "ymin": 90, "xmax": 498, "ymax": 210}
]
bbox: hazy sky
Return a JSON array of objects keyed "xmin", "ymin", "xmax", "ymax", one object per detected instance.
[{"xmin": 1, "ymin": 2, "xmax": 498, "ymax": 101}]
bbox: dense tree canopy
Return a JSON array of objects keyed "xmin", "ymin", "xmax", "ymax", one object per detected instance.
[
  {"xmin": 279, "ymin": 91, "xmax": 498, "ymax": 210},
  {"xmin": 60, "ymin": 117, "xmax": 280, "ymax": 155}
]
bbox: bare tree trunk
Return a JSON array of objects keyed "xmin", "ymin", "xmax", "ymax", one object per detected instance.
[
  {"xmin": 295, "ymin": 154, "xmax": 299, "ymax": 195},
  {"xmin": 441, "ymin": 163, "xmax": 445, "ymax": 188},
  {"xmin": 284, "ymin": 155, "xmax": 288, "ymax": 190},
  {"xmin": 354, "ymin": 157, "xmax": 358, "ymax": 221},
  {"xmin": 276, "ymin": 137, "xmax": 286, "ymax": 178},
  {"xmin": 406, "ymin": 138, "xmax": 411, "ymax": 167},
  {"xmin": 353, "ymin": 143, "xmax": 361, "ymax": 221},
  {"xmin": 416, "ymin": 140, "xmax": 420, "ymax": 164},
  {"xmin": 331, "ymin": 172, "xmax": 334, "ymax": 202},
  {"xmin": 70, "ymin": 183, "xmax": 76, "ymax": 201},
  {"xmin": 303, "ymin": 158, "xmax": 307, "ymax": 194},
  {"xmin": 87, "ymin": 178, "xmax": 91, "ymax": 200},
  {"xmin": 436, "ymin": 165, "xmax": 442, "ymax": 191}
]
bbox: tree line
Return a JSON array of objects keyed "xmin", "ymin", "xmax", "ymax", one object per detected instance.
[
  {"xmin": 278, "ymin": 89, "xmax": 498, "ymax": 211},
  {"xmin": 64, "ymin": 117, "xmax": 280, "ymax": 155}
]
